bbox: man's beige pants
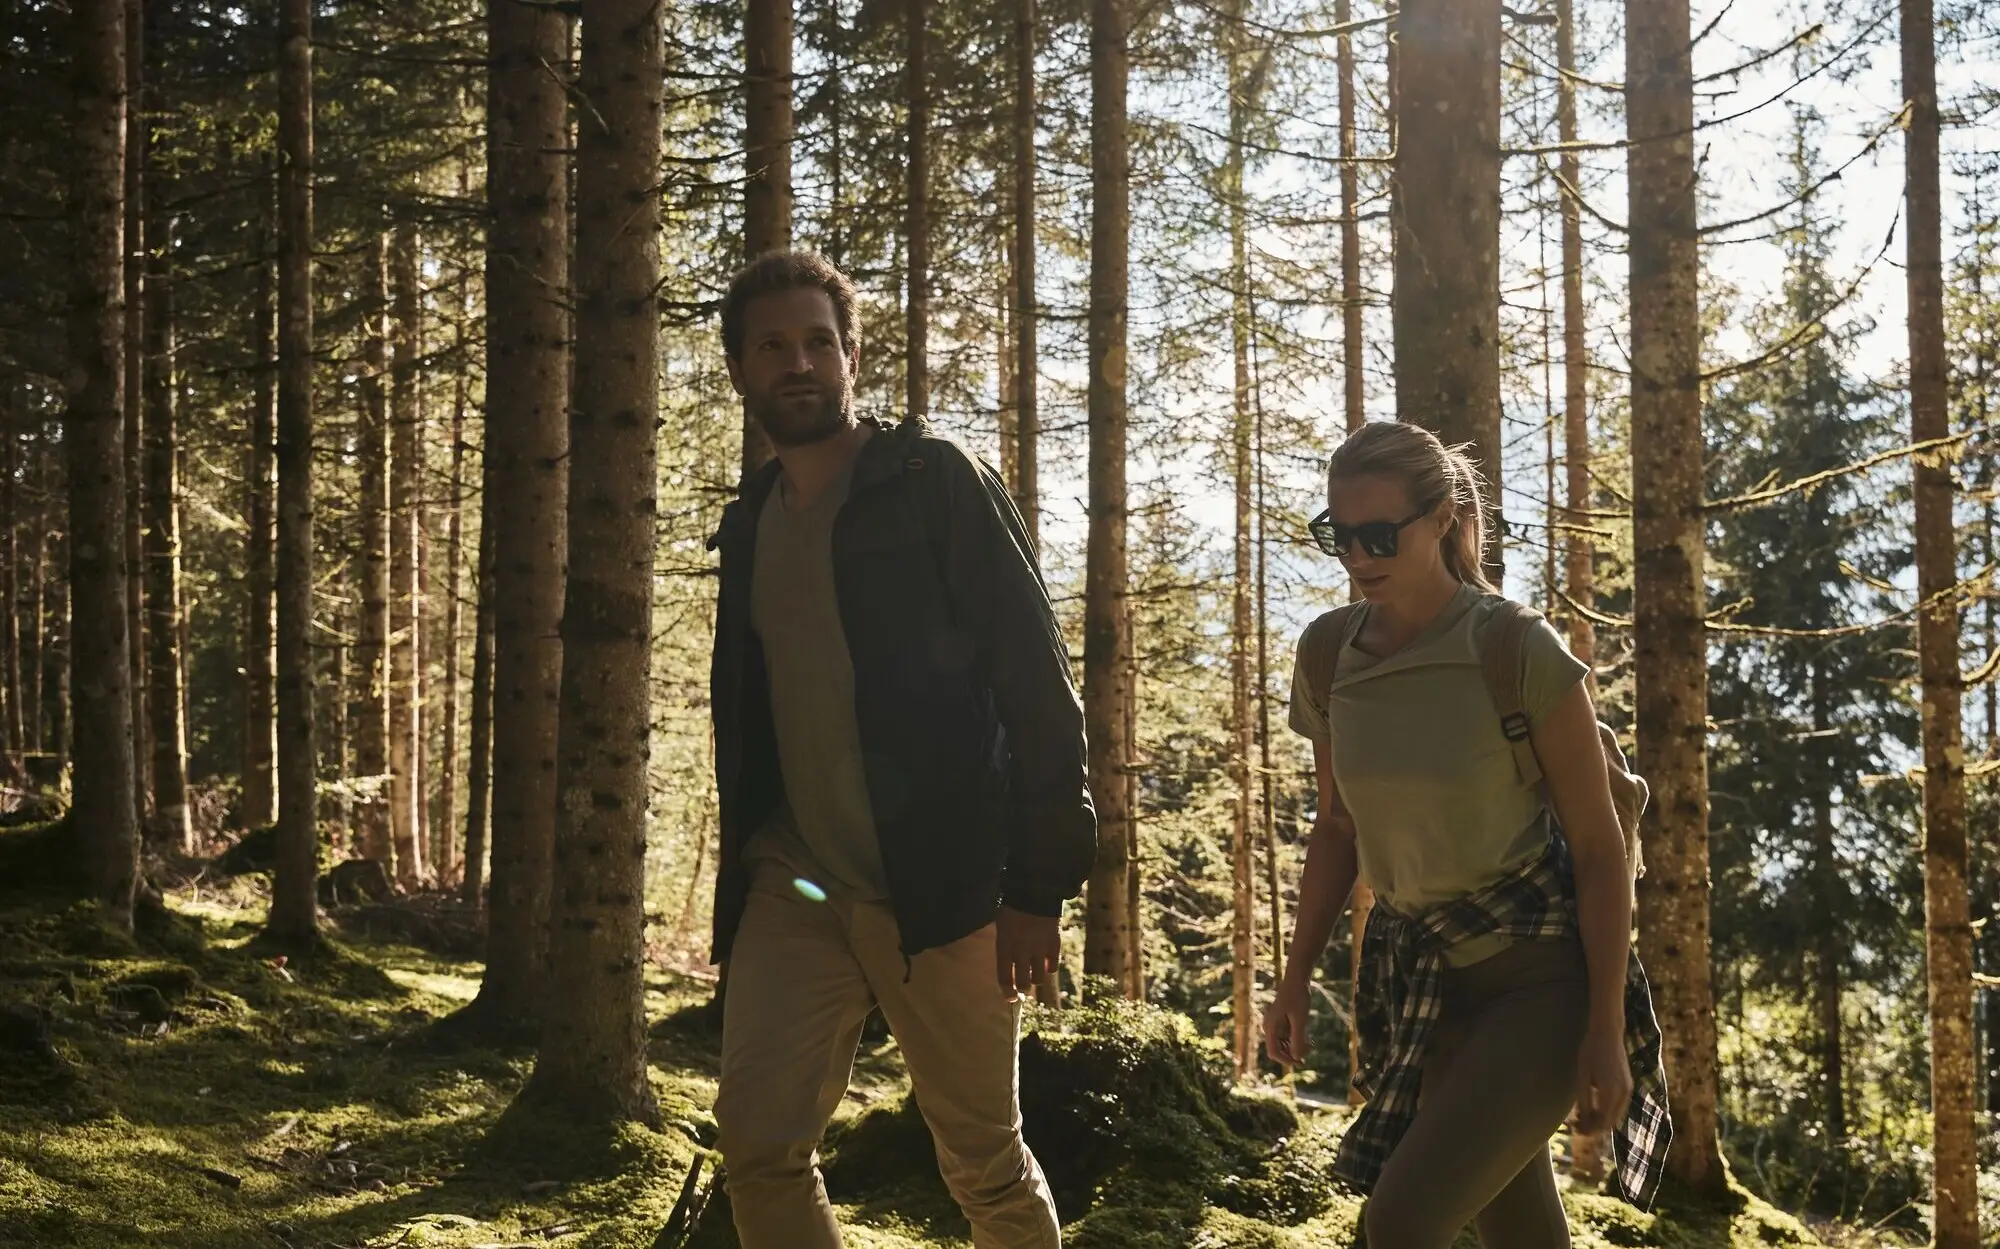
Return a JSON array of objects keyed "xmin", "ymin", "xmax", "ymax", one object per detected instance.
[{"xmin": 715, "ymin": 859, "xmax": 1062, "ymax": 1248}]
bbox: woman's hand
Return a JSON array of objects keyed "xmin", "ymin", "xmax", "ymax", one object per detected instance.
[
  {"xmin": 1573, "ymin": 1018, "xmax": 1633, "ymax": 1136},
  {"xmin": 1264, "ymin": 975, "xmax": 1313, "ymax": 1066}
]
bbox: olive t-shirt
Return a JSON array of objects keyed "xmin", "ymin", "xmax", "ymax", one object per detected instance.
[
  {"xmin": 747, "ymin": 456, "xmax": 891, "ymax": 901},
  {"xmin": 1287, "ymin": 584, "xmax": 1589, "ymax": 965}
]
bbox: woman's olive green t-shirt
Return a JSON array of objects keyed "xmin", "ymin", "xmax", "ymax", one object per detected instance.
[{"xmin": 1287, "ymin": 584, "xmax": 1588, "ymax": 966}]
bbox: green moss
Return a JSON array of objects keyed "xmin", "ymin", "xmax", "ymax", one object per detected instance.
[{"xmin": 0, "ymin": 822, "xmax": 1869, "ymax": 1249}]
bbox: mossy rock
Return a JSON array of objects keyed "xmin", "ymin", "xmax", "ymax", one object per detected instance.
[
  {"xmin": 1018, "ymin": 994, "xmax": 1296, "ymax": 1216},
  {"xmin": 111, "ymin": 964, "xmax": 201, "ymax": 1003},
  {"xmin": 1215, "ymin": 1110, "xmax": 1346, "ymax": 1225}
]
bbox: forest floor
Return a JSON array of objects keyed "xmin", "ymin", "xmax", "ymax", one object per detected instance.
[{"xmin": 0, "ymin": 820, "xmax": 1914, "ymax": 1249}]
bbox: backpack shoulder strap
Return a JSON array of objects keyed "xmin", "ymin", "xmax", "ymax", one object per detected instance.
[{"xmin": 1478, "ymin": 598, "xmax": 1545, "ymax": 788}]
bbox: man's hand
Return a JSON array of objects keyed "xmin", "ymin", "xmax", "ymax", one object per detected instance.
[{"xmin": 995, "ymin": 906, "xmax": 1060, "ymax": 1001}]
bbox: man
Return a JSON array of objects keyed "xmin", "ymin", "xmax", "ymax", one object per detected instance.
[{"xmin": 707, "ymin": 250, "xmax": 1096, "ymax": 1249}]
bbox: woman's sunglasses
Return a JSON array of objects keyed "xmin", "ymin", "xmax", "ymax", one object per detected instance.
[{"xmin": 1307, "ymin": 503, "xmax": 1433, "ymax": 559}]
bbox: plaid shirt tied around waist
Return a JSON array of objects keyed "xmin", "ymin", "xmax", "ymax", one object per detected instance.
[{"xmin": 1331, "ymin": 834, "xmax": 1673, "ymax": 1211}]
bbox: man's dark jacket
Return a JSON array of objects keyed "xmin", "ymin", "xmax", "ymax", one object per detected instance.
[{"xmin": 708, "ymin": 416, "xmax": 1096, "ymax": 963}]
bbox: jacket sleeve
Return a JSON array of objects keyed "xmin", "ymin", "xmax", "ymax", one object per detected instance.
[{"xmin": 931, "ymin": 439, "xmax": 1096, "ymax": 917}]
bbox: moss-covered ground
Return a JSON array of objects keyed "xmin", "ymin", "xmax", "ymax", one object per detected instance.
[{"xmin": 0, "ymin": 822, "xmax": 1901, "ymax": 1248}]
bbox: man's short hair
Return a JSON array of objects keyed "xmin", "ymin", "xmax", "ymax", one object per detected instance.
[{"xmin": 721, "ymin": 250, "xmax": 859, "ymax": 362}]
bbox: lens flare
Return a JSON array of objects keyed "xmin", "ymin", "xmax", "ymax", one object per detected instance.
[{"xmin": 791, "ymin": 877, "xmax": 829, "ymax": 903}]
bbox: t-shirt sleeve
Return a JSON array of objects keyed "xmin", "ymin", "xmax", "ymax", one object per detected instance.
[
  {"xmin": 1521, "ymin": 618, "xmax": 1591, "ymax": 726},
  {"xmin": 1287, "ymin": 611, "xmax": 1345, "ymax": 742}
]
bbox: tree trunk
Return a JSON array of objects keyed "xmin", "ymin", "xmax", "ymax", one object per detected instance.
[
  {"xmin": 1391, "ymin": 0, "xmax": 1502, "ymax": 582},
  {"xmin": 1254, "ymin": 296, "xmax": 1282, "ymax": 997},
  {"xmin": 1081, "ymin": 0, "xmax": 1134, "ymax": 992},
  {"xmin": 1627, "ymin": 0, "xmax": 1726, "ymax": 1197},
  {"xmin": 52, "ymin": 564, "xmax": 71, "ymax": 766},
  {"xmin": 243, "ymin": 219, "xmax": 278, "ymax": 829},
  {"xmin": 1338, "ymin": 0, "xmax": 1375, "ymax": 1104},
  {"xmin": 1125, "ymin": 622, "xmax": 1142, "ymax": 998},
  {"xmin": 323, "ymin": 640, "xmax": 349, "ymax": 841},
  {"xmin": 142, "ymin": 221, "xmax": 190, "ymax": 852},
  {"xmin": 354, "ymin": 234, "xmax": 393, "ymax": 870},
  {"xmin": 1225, "ymin": 0, "xmax": 1257, "ymax": 1079},
  {"xmin": 436, "ymin": 276, "xmax": 470, "ymax": 885},
  {"xmin": 3, "ymin": 386, "xmax": 21, "ymax": 759},
  {"xmin": 1904, "ymin": 2, "xmax": 1976, "ymax": 1241},
  {"xmin": 1558, "ymin": 0, "xmax": 1594, "ymax": 683},
  {"xmin": 827, "ymin": 2, "xmax": 847, "ymax": 265},
  {"xmin": 123, "ymin": 0, "xmax": 148, "ymax": 825},
  {"xmin": 998, "ymin": 266, "xmax": 1017, "ymax": 493},
  {"xmin": 742, "ymin": 0, "xmax": 791, "ymax": 477},
  {"xmin": 904, "ymin": 0, "xmax": 929, "ymax": 419},
  {"xmin": 1337, "ymin": 0, "xmax": 1363, "ymax": 443},
  {"xmin": 474, "ymin": 0, "xmax": 571, "ymax": 1021},
  {"xmin": 66, "ymin": 0, "xmax": 139, "ymax": 929},
  {"xmin": 389, "ymin": 222, "xmax": 425, "ymax": 889},
  {"xmin": 25, "ymin": 432, "xmax": 46, "ymax": 755},
  {"xmin": 267, "ymin": 0, "xmax": 319, "ymax": 944},
  {"xmin": 513, "ymin": 0, "xmax": 664, "ymax": 1127},
  {"xmin": 1557, "ymin": 0, "xmax": 1606, "ymax": 1182},
  {"xmin": 1014, "ymin": 0, "xmax": 1039, "ymax": 548},
  {"xmin": 462, "ymin": 493, "xmax": 495, "ymax": 908}
]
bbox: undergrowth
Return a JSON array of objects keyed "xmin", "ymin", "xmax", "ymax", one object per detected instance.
[{"xmin": 0, "ymin": 820, "xmax": 1871, "ymax": 1248}]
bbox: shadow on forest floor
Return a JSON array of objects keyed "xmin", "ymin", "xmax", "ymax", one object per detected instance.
[{"xmin": 0, "ymin": 820, "xmax": 1895, "ymax": 1249}]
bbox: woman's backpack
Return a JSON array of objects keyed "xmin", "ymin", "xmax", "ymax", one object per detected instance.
[{"xmin": 1478, "ymin": 598, "xmax": 1649, "ymax": 882}]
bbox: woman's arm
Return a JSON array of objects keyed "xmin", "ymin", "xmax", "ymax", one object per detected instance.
[
  {"xmin": 1266, "ymin": 739, "xmax": 1360, "ymax": 1063},
  {"xmin": 1533, "ymin": 680, "xmax": 1634, "ymax": 1131}
]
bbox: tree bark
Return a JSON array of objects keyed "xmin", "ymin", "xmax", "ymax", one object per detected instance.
[
  {"xmin": 474, "ymin": 0, "xmax": 571, "ymax": 1020},
  {"xmin": 742, "ymin": 0, "xmax": 791, "ymax": 477},
  {"xmin": 462, "ymin": 491, "xmax": 496, "ymax": 908},
  {"xmin": 1391, "ymin": 0, "xmax": 1502, "ymax": 582},
  {"xmin": 354, "ymin": 234, "xmax": 393, "ymax": 870},
  {"xmin": 998, "ymin": 267, "xmax": 1017, "ymax": 494},
  {"xmin": 1081, "ymin": 0, "xmax": 1135, "ymax": 993},
  {"xmin": 123, "ymin": 0, "xmax": 148, "ymax": 825},
  {"xmin": 243, "ymin": 218, "xmax": 278, "ymax": 829},
  {"xmin": 1627, "ymin": 0, "xmax": 1726, "ymax": 1197},
  {"xmin": 1225, "ymin": 0, "xmax": 1257, "ymax": 1078},
  {"xmin": 66, "ymin": 0, "xmax": 140, "ymax": 930},
  {"xmin": 436, "ymin": 275, "xmax": 471, "ymax": 885},
  {"xmin": 267, "ymin": 0, "xmax": 318, "ymax": 943},
  {"xmin": 389, "ymin": 222, "xmax": 425, "ymax": 889},
  {"xmin": 1014, "ymin": 0, "xmax": 1039, "ymax": 548},
  {"xmin": 1903, "ymin": 2, "xmax": 1976, "ymax": 1240},
  {"xmin": 1557, "ymin": 0, "xmax": 1606, "ymax": 1182},
  {"xmin": 142, "ymin": 220, "xmax": 190, "ymax": 852},
  {"xmin": 1558, "ymin": 0, "xmax": 1594, "ymax": 683},
  {"xmin": 3, "ymin": 386, "xmax": 21, "ymax": 758},
  {"xmin": 323, "ymin": 640, "xmax": 349, "ymax": 840},
  {"xmin": 1125, "ymin": 621, "xmax": 1142, "ymax": 998},
  {"xmin": 52, "ymin": 573, "xmax": 70, "ymax": 766},
  {"xmin": 1254, "ymin": 296, "xmax": 1282, "ymax": 998},
  {"xmin": 25, "ymin": 431, "xmax": 46, "ymax": 755},
  {"xmin": 514, "ymin": 0, "xmax": 664, "ymax": 1127},
  {"xmin": 904, "ymin": 0, "xmax": 929, "ymax": 419},
  {"xmin": 1334, "ymin": 0, "xmax": 1365, "ymax": 443}
]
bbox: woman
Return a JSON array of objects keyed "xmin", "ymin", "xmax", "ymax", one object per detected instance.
[{"xmin": 1263, "ymin": 421, "xmax": 1670, "ymax": 1248}]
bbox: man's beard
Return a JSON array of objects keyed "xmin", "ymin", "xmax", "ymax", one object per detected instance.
[{"xmin": 749, "ymin": 380, "xmax": 853, "ymax": 448}]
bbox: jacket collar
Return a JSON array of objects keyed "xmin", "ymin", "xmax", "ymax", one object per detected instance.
[
  {"xmin": 711, "ymin": 415, "xmax": 926, "ymax": 551},
  {"xmin": 734, "ymin": 415, "xmax": 924, "ymax": 510}
]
